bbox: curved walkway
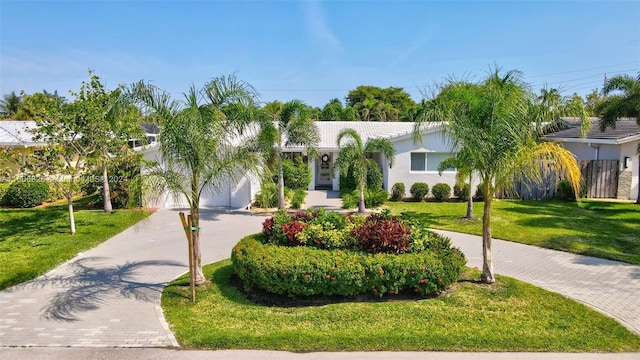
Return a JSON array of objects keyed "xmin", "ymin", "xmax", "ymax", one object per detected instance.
[{"xmin": 1, "ymin": 195, "xmax": 639, "ymax": 350}]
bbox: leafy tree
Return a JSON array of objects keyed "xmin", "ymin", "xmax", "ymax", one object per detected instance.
[
  {"xmin": 133, "ymin": 75, "xmax": 262, "ymax": 286},
  {"xmin": 22, "ymin": 92, "xmax": 92, "ymax": 234},
  {"xmin": 346, "ymin": 86, "xmax": 416, "ymax": 121},
  {"xmin": 72, "ymin": 72, "xmax": 143, "ymax": 213},
  {"xmin": 597, "ymin": 74, "xmax": 640, "ymax": 204},
  {"xmin": 258, "ymin": 100, "xmax": 319, "ymax": 209},
  {"xmin": 416, "ymin": 68, "xmax": 583, "ymax": 283},
  {"xmin": 0, "ymin": 91, "xmax": 22, "ymax": 118},
  {"xmin": 585, "ymin": 89, "xmax": 604, "ymax": 116},
  {"xmin": 334, "ymin": 128, "xmax": 395, "ymax": 213},
  {"xmin": 320, "ymin": 98, "xmax": 358, "ymax": 121}
]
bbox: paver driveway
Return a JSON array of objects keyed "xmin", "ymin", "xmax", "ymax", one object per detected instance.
[{"xmin": 0, "ymin": 208, "xmax": 265, "ymax": 347}]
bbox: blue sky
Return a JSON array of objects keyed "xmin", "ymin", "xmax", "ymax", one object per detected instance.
[{"xmin": 1, "ymin": 0, "xmax": 639, "ymax": 107}]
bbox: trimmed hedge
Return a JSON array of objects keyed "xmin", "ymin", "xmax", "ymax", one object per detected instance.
[
  {"xmin": 232, "ymin": 234, "xmax": 466, "ymax": 298},
  {"xmin": 390, "ymin": 182, "xmax": 405, "ymax": 201},
  {"xmin": 453, "ymin": 182, "xmax": 470, "ymax": 201},
  {"xmin": 410, "ymin": 182, "xmax": 429, "ymax": 201},
  {"xmin": 4, "ymin": 180, "xmax": 49, "ymax": 208},
  {"xmin": 431, "ymin": 183, "xmax": 451, "ymax": 202},
  {"xmin": 0, "ymin": 183, "xmax": 9, "ymax": 206}
]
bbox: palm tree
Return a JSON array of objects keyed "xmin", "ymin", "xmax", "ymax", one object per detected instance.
[
  {"xmin": 133, "ymin": 75, "xmax": 261, "ymax": 286},
  {"xmin": 415, "ymin": 68, "xmax": 583, "ymax": 283},
  {"xmin": 0, "ymin": 91, "xmax": 22, "ymax": 118},
  {"xmin": 598, "ymin": 74, "xmax": 640, "ymax": 203},
  {"xmin": 335, "ymin": 128, "xmax": 395, "ymax": 213},
  {"xmin": 257, "ymin": 100, "xmax": 319, "ymax": 209}
]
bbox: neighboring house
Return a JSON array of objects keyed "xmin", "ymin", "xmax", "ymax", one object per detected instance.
[
  {"xmin": 0, "ymin": 120, "xmax": 47, "ymax": 177},
  {"xmin": 546, "ymin": 117, "xmax": 639, "ymax": 201}
]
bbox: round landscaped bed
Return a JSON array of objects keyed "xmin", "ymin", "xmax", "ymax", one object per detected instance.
[{"xmin": 231, "ymin": 209, "xmax": 466, "ymax": 299}]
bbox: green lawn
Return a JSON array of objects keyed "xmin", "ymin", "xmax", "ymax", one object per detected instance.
[
  {"xmin": 0, "ymin": 198, "xmax": 151, "ymax": 290},
  {"xmin": 387, "ymin": 199, "xmax": 640, "ymax": 265},
  {"xmin": 162, "ymin": 260, "xmax": 640, "ymax": 351}
]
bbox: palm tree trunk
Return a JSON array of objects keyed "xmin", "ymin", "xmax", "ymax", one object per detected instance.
[
  {"xmin": 67, "ymin": 192, "xmax": 76, "ymax": 235},
  {"xmin": 192, "ymin": 208, "xmax": 205, "ymax": 286},
  {"xmin": 358, "ymin": 187, "xmax": 366, "ymax": 214},
  {"xmin": 278, "ymin": 155, "xmax": 286, "ymax": 209},
  {"xmin": 466, "ymin": 174, "xmax": 474, "ymax": 219},
  {"xmin": 102, "ymin": 159, "xmax": 113, "ymax": 213},
  {"xmin": 481, "ymin": 182, "xmax": 495, "ymax": 283}
]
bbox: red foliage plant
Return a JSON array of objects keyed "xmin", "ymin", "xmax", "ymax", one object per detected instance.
[{"xmin": 353, "ymin": 215, "xmax": 411, "ymax": 254}]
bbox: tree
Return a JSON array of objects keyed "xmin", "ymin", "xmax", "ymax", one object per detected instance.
[
  {"xmin": 320, "ymin": 98, "xmax": 358, "ymax": 121},
  {"xmin": 133, "ymin": 75, "xmax": 262, "ymax": 286},
  {"xmin": 415, "ymin": 68, "xmax": 583, "ymax": 283},
  {"xmin": 334, "ymin": 128, "xmax": 395, "ymax": 213},
  {"xmin": 0, "ymin": 91, "xmax": 22, "ymax": 118},
  {"xmin": 257, "ymin": 100, "xmax": 319, "ymax": 209},
  {"xmin": 23, "ymin": 92, "xmax": 92, "ymax": 235},
  {"xmin": 597, "ymin": 74, "xmax": 640, "ymax": 204},
  {"xmin": 346, "ymin": 85, "xmax": 416, "ymax": 121},
  {"xmin": 73, "ymin": 72, "xmax": 143, "ymax": 213}
]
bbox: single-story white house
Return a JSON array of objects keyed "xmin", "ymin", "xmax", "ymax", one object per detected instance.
[
  {"xmin": 546, "ymin": 117, "xmax": 639, "ymax": 201},
  {"xmin": 139, "ymin": 121, "xmax": 469, "ymax": 209}
]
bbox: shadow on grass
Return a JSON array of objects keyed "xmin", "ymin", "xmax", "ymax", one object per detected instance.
[
  {"xmin": 10, "ymin": 256, "xmax": 184, "ymax": 322},
  {"xmin": 0, "ymin": 208, "xmax": 68, "ymax": 240}
]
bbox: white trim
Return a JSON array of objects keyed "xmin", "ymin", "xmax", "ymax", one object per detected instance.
[{"xmin": 547, "ymin": 133, "xmax": 640, "ymax": 145}]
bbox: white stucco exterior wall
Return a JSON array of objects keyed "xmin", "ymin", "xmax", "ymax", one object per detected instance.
[{"xmin": 387, "ymin": 131, "xmax": 473, "ymax": 198}]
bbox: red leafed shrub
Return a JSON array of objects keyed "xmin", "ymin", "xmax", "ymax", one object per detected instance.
[
  {"xmin": 289, "ymin": 211, "xmax": 317, "ymax": 222},
  {"xmin": 281, "ymin": 221, "xmax": 308, "ymax": 245},
  {"xmin": 354, "ymin": 216, "xmax": 411, "ymax": 254},
  {"xmin": 262, "ymin": 217, "xmax": 275, "ymax": 240}
]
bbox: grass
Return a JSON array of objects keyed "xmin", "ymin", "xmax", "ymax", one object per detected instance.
[
  {"xmin": 386, "ymin": 199, "xmax": 640, "ymax": 265},
  {"xmin": 0, "ymin": 196, "xmax": 151, "ymax": 290},
  {"xmin": 162, "ymin": 259, "xmax": 640, "ymax": 351}
]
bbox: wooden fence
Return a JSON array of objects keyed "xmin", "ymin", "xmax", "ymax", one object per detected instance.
[
  {"xmin": 501, "ymin": 160, "xmax": 619, "ymax": 200},
  {"xmin": 580, "ymin": 160, "xmax": 619, "ymax": 198}
]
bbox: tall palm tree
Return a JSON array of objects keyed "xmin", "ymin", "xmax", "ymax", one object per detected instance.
[
  {"xmin": 598, "ymin": 74, "xmax": 640, "ymax": 204},
  {"xmin": 257, "ymin": 100, "xmax": 319, "ymax": 209},
  {"xmin": 133, "ymin": 75, "xmax": 261, "ymax": 285},
  {"xmin": 335, "ymin": 128, "xmax": 395, "ymax": 213},
  {"xmin": 415, "ymin": 68, "xmax": 583, "ymax": 283},
  {"xmin": 0, "ymin": 91, "xmax": 22, "ymax": 118}
]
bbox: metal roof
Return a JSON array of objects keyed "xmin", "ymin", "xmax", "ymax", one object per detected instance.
[
  {"xmin": 0, "ymin": 120, "xmax": 47, "ymax": 147},
  {"xmin": 546, "ymin": 118, "xmax": 640, "ymax": 143}
]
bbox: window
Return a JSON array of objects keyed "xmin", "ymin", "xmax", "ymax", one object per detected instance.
[
  {"xmin": 427, "ymin": 153, "xmax": 455, "ymax": 172},
  {"xmin": 410, "ymin": 153, "xmax": 425, "ymax": 171},
  {"xmin": 410, "ymin": 152, "xmax": 456, "ymax": 172}
]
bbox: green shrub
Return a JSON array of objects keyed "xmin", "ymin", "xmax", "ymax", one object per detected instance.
[
  {"xmin": 431, "ymin": 183, "xmax": 451, "ymax": 202},
  {"xmin": 255, "ymin": 182, "xmax": 278, "ymax": 209},
  {"xmin": 81, "ymin": 154, "xmax": 142, "ymax": 209},
  {"xmin": 390, "ymin": 182, "xmax": 405, "ymax": 201},
  {"xmin": 46, "ymin": 181, "xmax": 67, "ymax": 202},
  {"xmin": 0, "ymin": 183, "xmax": 10, "ymax": 206},
  {"xmin": 364, "ymin": 188, "xmax": 388, "ymax": 208},
  {"xmin": 556, "ymin": 180, "xmax": 577, "ymax": 201},
  {"xmin": 291, "ymin": 188, "xmax": 306, "ymax": 209},
  {"xmin": 453, "ymin": 182, "xmax": 470, "ymax": 201},
  {"xmin": 339, "ymin": 159, "xmax": 383, "ymax": 193},
  {"xmin": 341, "ymin": 190, "xmax": 358, "ymax": 209},
  {"xmin": 4, "ymin": 180, "xmax": 49, "ymax": 208},
  {"xmin": 281, "ymin": 157, "xmax": 311, "ymax": 190},
  {"xmin": 410, "ymin": 182, "xmax": 429, "ymax": 201},
  {"xmin": 232, "ymin": 234, "xmax": 465, "ymax": 298}
]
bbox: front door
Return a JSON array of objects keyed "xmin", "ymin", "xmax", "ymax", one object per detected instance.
[{"xmin": 315, "ymin": 153, "xmax": 333, "ymax": 188}]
